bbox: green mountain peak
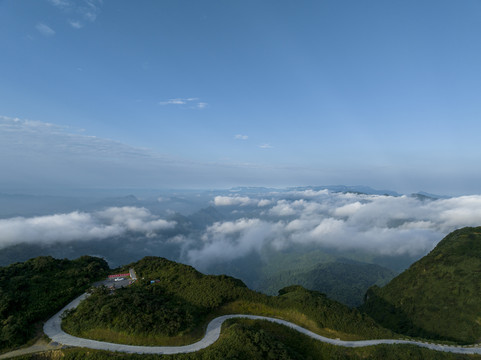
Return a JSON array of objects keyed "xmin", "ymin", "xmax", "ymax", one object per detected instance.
[{"xmin": 362, "ymin": 226, "xmax": 481, "ymax": 343}]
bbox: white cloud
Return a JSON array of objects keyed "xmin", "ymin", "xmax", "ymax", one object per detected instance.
[
  {"xmin": 309, "ymin": 218, "xmax": 345, "ymax": 238},
  {"xmin": 0, "ymin": 212, "xmax": 119, "ymax": 248},
  {"xmin": 159, "ymin": 98, "xmax": 206, "ymax": 108},
  {"xmin": 214, "ymin": 196, "xmax": 254, "ymax": 206},
  {"xmin": 69, "ymin": 20, "xmax": 83, "ymax": 29},
  {"xmin": 269, "ymin": 199, "xmax": 324, "ymax": 217},
  {"xmin": 269, "ymin": 200, "xmax": 297, "ymax": 216},
  {"xmin": 235, "ymin": 134, "xmax": 248, "ymax": 140},
  {"xmin": 433, "ymin": 196, "xmax": 481, "ymax": 228},
  {"xmin": 79, "ymin": 0, "xmax": 103, "ymax": 22},
  {"xmin": 214, "ymin": 195, "xmax": 271, "ymax": 208},
  {"xmin": 1, "ymin": 115, "xmax": 330, "ymax": 190},
  {"xmin": 48, "ymin": 0, "xmax": 102, "ymax": 28},
  {"xmin": 188, "ymin": 218, "xmax": 280, "ymax": 266},
  {"xmin": 257, "ymin": 199, "xmax": 272, "ymax": 207},
  {"xmin": 0, "ymin": 207, "xmax": 175, "ymax": 250},
  {"xmin": 36, "ymin": 23, "xmax": 55, "ymax": 36},
  {"xmin": 167, "ymin": 235, "xmax": 188, "ymax": 244},
  {"xmin": 2, "ymin": 115, "xmax": 479, "ymax": 194},
  {"xmin": 287, "ymin": 189, "xmax": 330, "ymax": 198},
  {"xmin": 205, "ymin": 218, "xmax": 262, "ymax": 237},
  {"xmin": 0, "ymin": 115, "xmax": 154, "ymax": 160},
  {"xmin": 48, "ymin": 0, "xmax": 71, "ymax": 8},
  {"xmin": 259, "ymin": 143, "xmax": 273, "ymax": 149},
  {"xmin": 284, "ymin": 218, "xmax": 319, "ymax": 233},
  {"xmin": 96, "ymin": 206, "xmax": 175, "ymax": 234},
  {"xmin": 333, "ymin": 202, "xmax": 364, "ymax": 217},
  {"xmin": 185, "ymin": 191, "xmax": 481, "ymax": 265},
  {"xmin": 160, "ymin": 98, "xmax": 187, "ymax": 105}
]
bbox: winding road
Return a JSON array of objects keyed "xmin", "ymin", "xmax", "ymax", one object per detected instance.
[{"xmin": 43, "ymin": 294, "xmax": 481, "ymax": 355}]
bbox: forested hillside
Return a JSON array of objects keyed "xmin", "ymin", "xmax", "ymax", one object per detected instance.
[
  {"xmin": 258, "ymin": 260, "xmax": 395, "ymax": 307},
  {"xmin": 5, "ymin": 241, "xmax": 481, "ymax": 360},
  {"xmin": 361, "ymin": 227, "xmax": 481, "ymax": 343},
  {"xmin": 63, "ymin": 256, "xmax": 394, "ymax": 346},
  {"xmin": 0, "ymin": 256, "xmax": 108, "ymax": 353}
]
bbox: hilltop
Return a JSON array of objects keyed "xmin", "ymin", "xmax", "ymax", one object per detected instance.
[
  {"xmin": 62, "ymin": 256, "xmax": 393, "ymax": 346},
  {"xmin": 361, "ymin": 227, "xmax": 481, "ymax": 343}
]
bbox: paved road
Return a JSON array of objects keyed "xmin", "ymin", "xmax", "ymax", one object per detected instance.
[
  {"xmin": 95, "ymin": 277, "xmax": 131, "ymax": 289},
  {"xmin": 44, "ymin": 294, "xmax": 481, "ymax": 355}
]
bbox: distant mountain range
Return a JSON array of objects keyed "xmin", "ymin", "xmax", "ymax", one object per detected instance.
[{"xmin": 288, "ymin": 185, "xmax": 402, "ymax": 196}]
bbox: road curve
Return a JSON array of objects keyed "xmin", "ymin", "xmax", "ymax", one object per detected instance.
[{"xmin": 44, "ymin": 294, "xmax": 481, "ymax": 355}]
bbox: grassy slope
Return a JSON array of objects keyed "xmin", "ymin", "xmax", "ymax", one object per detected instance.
[
  {"xmin": 62, "ymin": 256, "xmax": 394, "ymax": 346},
  {"xmin": 361, "ymin": 227, "xmax": 481, "ymax": 343},
  {"xmin": 0, "ymin": 256, "xmax": 109, "ymax": 353},
  {"xmin": 13, "ymin": 320, "xmax": 481, "ymax": 360}
]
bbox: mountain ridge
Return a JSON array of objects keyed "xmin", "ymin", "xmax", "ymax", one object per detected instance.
[{"xmin": 361, "ymin": 226, "xmax": 481, "ymax": 343}]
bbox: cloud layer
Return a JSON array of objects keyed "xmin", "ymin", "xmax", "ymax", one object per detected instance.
[
  {"xmin": 0, "ymin": 115, "xmax": 342, "ymax": 190},
  {"xmin": 213, "ymin": 196, "xmax": 271, "ymax": 207},
  {"xmin": 1, "ymin": 189, "xmax": 480, "ymax": 268},
  {"xmin": 48, "ymin": 0, "xmax": 103, "ymax": 28},
  {"xmin": 2, "ymin": 115, "xmax": 481, "ymax": 193},
  {"xmin": 0, "ymin": 207, "xmax": 175, "ymax": 249},
  {"xmin": 185, "ymin": 191, "xmax": 481, "ymax": 266},
  {"xmin": 159, "ymin": 98, "xmax": 208, "ymax": 109},
  {"xmin": 36, "ymin": 23, "xmax": 55, "ymax": 36}
]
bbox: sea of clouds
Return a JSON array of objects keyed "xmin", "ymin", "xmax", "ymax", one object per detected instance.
[
  {"xmin": 0, "ymin": 206, "xmax": 175, "ymax": 249},
  {"xmin": 1, "ymin": 190, "xmax": 480, "ymax": 266},
  {"xmin": 185, "ymin": 190, "xmax": 481, "ymax": 266}
]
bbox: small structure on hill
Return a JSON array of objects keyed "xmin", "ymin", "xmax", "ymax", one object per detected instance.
[
  {"xmin": 129, "ymin": 268, "xmax": 138, "ymax": 280},
  {"xmin": 108, "ymin": 273, "xmax": 130, "ymax": 279}
]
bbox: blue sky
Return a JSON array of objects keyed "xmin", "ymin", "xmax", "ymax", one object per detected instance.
[{"xmin": 1, "ymin": 0, "xmax": 481, "ymax": 194}]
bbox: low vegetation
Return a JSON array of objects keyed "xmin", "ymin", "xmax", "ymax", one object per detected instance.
[
  {"xmin": 361, "ymin": 227, "xmax": 481, "ymax": 343},
  {"xmin": 14, "ymin": 319, "xmax": 481, "ymax": 360},
  {"xmin": 62, "ymin": 256, "xmax": 394, "ymax": 346},
  {"xmin": 0, "ymin": 255, "xmax": 108, "ymax": 353}
]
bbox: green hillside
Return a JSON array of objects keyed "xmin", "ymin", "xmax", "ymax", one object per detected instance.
[
  {"xmin": 0, "ymin": 256, "xmax": 108, "ymax": 353},
  {"xmin": 258, "ymin": 260, "xmax": 395, "ymax": 307},
  {"xmin": 361, "ymin": 227, "xmax": 481, "ymax": 343},
  {"xmin": 204, "ymin": 248, "xmax": 400, "ymax": 308},
  {"xmin": 62, "ymin": 256, "xmax": 394, "ymax": 346},
  {"xmin": 14, "ymin": 320, "xmax": 481, "ymax": 360}
]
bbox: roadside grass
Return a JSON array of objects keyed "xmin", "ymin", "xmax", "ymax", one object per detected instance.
[
  {"xmin": 15, "ymin": 319, "xmax": 481, "ymax": 360},
  {"xmin": 64, "ymin": 298, "xmax": 462, "ymax": 348},
  {"xmin": 62, "ymin": 299, "xmax": 377, "ymax": 346},
  {"xmin": 226, "ymin": 319, "xmax": 481, "ymax": 360},
  {"xmin": 216, "ymin": 300, "xmax": 364, "ymax": 341},
  {"xmin": 67, "ymin": 327, "xmax": 205, "ymax": 347},
  {"xmin": 0, "ymin": 323, "xmax": 51, "ymax": 356}
]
